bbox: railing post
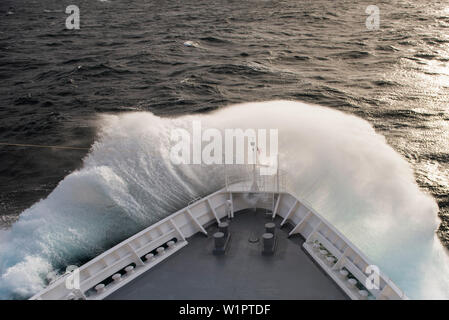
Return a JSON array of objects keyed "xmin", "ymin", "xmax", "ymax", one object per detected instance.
[
  {"xmin": 228, "ymin": 193, "xmax": 234, "ymax": 219},
  {"xmin": 207, "ymin": 198, "xmax": 221, "ymax": 223},
  {"xmin": 187, "ymin": 209, "xmax": 207, "ymax": 235},
  {"xmin": 170, "ymin": 218, "xmax": 186, "ymax": 241},
  {"xmin": 333, "ymin": 246, "xmax": 350, "ymax": 271},
  {"xmin": 272, "ymin": 194, "xmax": 281, "ymax": 219},
  {"xmin": 126, "ymin": 244, "xmax": 144, "ymax": 266}
]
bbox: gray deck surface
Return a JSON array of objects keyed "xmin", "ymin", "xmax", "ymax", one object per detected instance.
[{"xmin": 107, "ymin": 209, "xmax": 348, "ymax": 300}]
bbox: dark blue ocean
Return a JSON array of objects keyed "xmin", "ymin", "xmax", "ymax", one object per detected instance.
[{"xmin": 0, "ymin": 0, "xmax": 448, "ymax": 299}]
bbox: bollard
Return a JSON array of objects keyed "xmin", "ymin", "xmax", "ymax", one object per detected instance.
[
  {"xmin": 66, "ymin": 293, "xmax": 77, "ymax": 300},
  {"xmin": 358, "ymin": 290, "xmax": 369, "ymax": 300},
  {"xmin": 214, "ymin": 232, "xmax": 225, "ymax": 249},
  {"xmin": 326, "ymin": 256, "xmax": 336, "ymax": 265},
  {"xmin": 319, "ymin": 249, "xmax": 328, "ymax": 256},
  {"xmin": 95, "ymin": 284, "xmax": 105, "ymax": 294},
  {"xmin": 112, "ymin": 273, "xmax": 122, "ymax": 283},
  {"xmin": 213, "ymin": 231, "xmax": 228, "ymax": 255},
  {"xmin": 263, "ymin": 233, "xmax": 274, "ymax": 248},
  {"xmin": 340, "ymin": 269, "xmax": 349, "ymax": 278},
  {"xmin": 262, "ymin": 232, "xmax": 275, "ymax": 255},
  {"xmin": 218, "ymin": 222, "xmax": 229, "ymax": 237},
  {"xmin": 145, "ymin": 253, "xmax": 154, "ymax": 262},
  {"xmin": 167, "ymin": 240, "xmax": 175, "ymax": 248},
  {"xmin": 265, "ymin": 222, "xmax": 275, "ymax": 235},
  {"xmin": 125, "ymin": 266, "xmax": 135, "ymax": 275}
]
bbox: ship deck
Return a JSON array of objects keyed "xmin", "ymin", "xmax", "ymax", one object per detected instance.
[{"xmin": 107, "ymin": 209, "xmax": 348, "ymax": 300}]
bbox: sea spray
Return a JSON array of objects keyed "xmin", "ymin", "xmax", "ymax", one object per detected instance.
[{"xmin": 0, "ymin": 100, "xmax": 447, "ymax": 299}]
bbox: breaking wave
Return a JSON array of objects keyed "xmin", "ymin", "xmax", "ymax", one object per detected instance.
[{"xmin": 0, "ymin": 100, "xmax": 448, "ymax": 299}]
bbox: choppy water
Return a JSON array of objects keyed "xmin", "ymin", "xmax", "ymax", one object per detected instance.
[{"xmin": 0, "ymin": 0, "xmax": 448, "ymax": 299}]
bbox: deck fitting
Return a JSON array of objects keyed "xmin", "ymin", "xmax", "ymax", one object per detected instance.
[
  {"xmin": 213, "ymin": 231, "xmax": 230, "ymax": 255},
  {"xmin": 265, "ymin": 222, "xmax": 276, "ymax": 235},
  {"xmin": 262, "ymin": 232, "xmax": 276, "ymax": 255}
]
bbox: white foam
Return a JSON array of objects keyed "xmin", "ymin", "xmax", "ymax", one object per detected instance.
[
  {"xmin": 0, "ymin": 256, "xmax": 51, "ymax": 298},
  {"xmin": 183, "ymin": 41, "xmax": 199, "ymax": 47},
  {"xmin": 0, "ymin": 100, "xmax": 447, "ymax": 299}
]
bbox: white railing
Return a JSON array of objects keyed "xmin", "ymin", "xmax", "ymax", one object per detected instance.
[
  {"xmin": 273, "ymin": 192, "xmax": 407, "ymax": 300},
  {"xmin": 31, "ymin": 185, "xmax": 406, "ymax": 300},
  {"xmin": 30, "ymin": 189, "xmax": 230, "ymax": 300}
]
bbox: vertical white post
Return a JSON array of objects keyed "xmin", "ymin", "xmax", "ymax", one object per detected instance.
[
  {"xmin": 272, "ymin": 193, "xmax": 281, "ymax": 219},
  {"xmin": 224, "ymin": 155, "xmax": 228, "ymax": 191},
  {"xmin": 229, "ymin": 193, "xmax": 234, "ymax": 218},
  {"xmin": 276, "ymin": 153, "xmax": 279, "ymax": 193},
  {"xmin": 250, "ymin": 141, "xmax": 258, "ymax": 192}
]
